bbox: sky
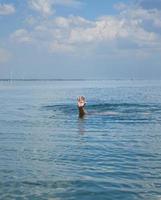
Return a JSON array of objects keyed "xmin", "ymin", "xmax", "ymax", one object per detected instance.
[{"xmin": 0, "ymin": 0, "xmax": 161, "ymax": 79}]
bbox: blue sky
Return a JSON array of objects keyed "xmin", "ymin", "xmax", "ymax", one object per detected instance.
[{"xmin": 0, "ymin": 0, "xmax": 161, "ymax": 79}]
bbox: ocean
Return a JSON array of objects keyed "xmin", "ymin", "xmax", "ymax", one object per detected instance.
[{"xmin": 0, "ymin": 80, "xmax": 161, "ymax": 200}]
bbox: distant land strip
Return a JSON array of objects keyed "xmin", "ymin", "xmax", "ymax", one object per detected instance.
[
  {"xmin": 0, "ymin": 78, "xmax": 157, "ymax": 81},
  {"xmin": 0, "ymin": 79, "xmax": 88, "ymax": 81}
]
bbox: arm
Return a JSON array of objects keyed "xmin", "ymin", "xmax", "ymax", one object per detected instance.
[{"xmin": 77, "ymin": 96, "xmax": 87, "ymax": 118}]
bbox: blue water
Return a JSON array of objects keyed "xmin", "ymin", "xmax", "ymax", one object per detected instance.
[{"xmin": 0, "ymin": 80, "xmax": 161, "ymax": 200}]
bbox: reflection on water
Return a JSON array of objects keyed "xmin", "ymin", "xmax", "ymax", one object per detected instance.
[
  {"xmin": 78, "ymin": 117, "xmax": 86, "ymax": 135},
  {"xmin": 0, "ymin": 80, "xmax": 161, "ymax": 200}
]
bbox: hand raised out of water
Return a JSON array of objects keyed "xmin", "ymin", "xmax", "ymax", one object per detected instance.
[{"xmin": 77, "ymin": 96, "xmax": 86, "ymax": 108}]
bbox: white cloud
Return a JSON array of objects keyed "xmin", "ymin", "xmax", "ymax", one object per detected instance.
[
  {"xmin": 54, "ymin": 16, "xmax": 94, "ymax": 28},
  {"xmin": 11, "ymin": 3, "xmax": 161, "ymax": 54},
  {"xmin": 53, "ymin": 0, "xmax": 83, "ymax": 8},
  {"xmin": 0, "ymin": 3, "xmax": 15, "ymax": 15},
  {"xmin": 10, "ymin": 29, "xmax": 32, "ymax": 43},
  {"xmin": 29, "ymin": 0, "xmax": 54, "ymax": 16},
  {"xmin": 0, "ymin": 48, "xmax": 11, "ymax": 63},
  {"xmin": 28, "ymin": 0, "xmax": 82, "ymax": 16},
  {"xmin": 114, "ymin": 2, "xmax": 128, "ymax": 10},
  {"xmin": 69, "ymin": 16, "xmax": 129, "ymax": 44}
]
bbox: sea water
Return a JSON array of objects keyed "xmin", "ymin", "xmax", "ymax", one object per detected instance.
[{"xmin": 0, "ymin": 80, "xmax": 161, "ymax": 200}]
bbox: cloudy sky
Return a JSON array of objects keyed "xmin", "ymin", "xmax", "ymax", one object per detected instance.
[{"xmin": 0, "ymin": 0, "xmax": 161, "ymax": 79}]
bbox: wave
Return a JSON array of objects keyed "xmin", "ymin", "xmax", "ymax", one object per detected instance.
[{"xmin": 43, "ymin": 103, "xmax": 161, "ymax": 122}]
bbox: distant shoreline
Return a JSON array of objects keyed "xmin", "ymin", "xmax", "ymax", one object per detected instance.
[
  {"xmin": 0, "ymin": 78, "xmax": 159, "ymax": 81},
  {"xmin": 0, "ymin": 79, "xmax": 87, "ymax": 82}
]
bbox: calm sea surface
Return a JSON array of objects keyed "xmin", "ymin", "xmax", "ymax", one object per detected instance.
[{"xmin": 0, "ymin": 80, "xmax": 161, "ymax": 200}]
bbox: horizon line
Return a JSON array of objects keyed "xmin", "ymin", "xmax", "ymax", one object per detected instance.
[{"xmin": 0, "ymin": 78, "xmax": 160, "ymax": 81}]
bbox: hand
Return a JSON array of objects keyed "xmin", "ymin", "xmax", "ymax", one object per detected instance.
[{"xmin": 77, "ymin": 96, "xmax": 86, "ymax": 108}]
